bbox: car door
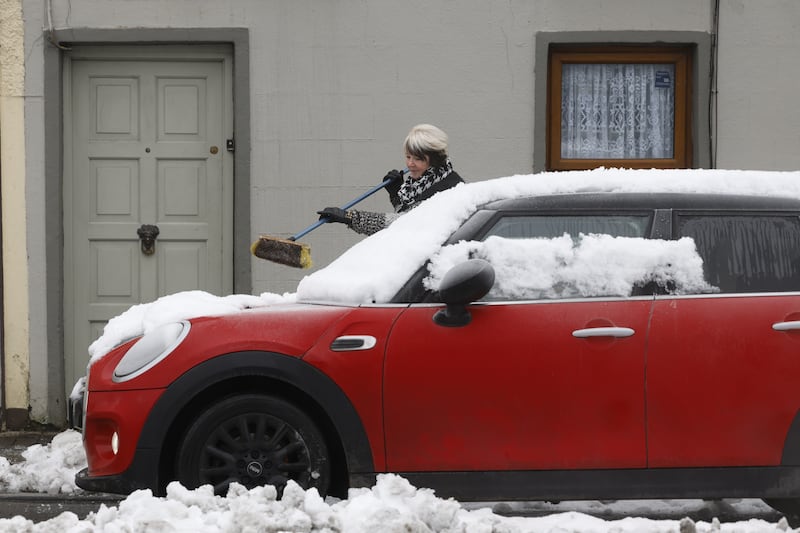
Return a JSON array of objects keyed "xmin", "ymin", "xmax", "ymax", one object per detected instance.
[
  {"xmin": 382, "ymin": 297, "xmax": 652, "ymax": 472},
  {"xmin": 647, "ymin": 294, "xmax": 800, "ymax": 467},
  {"xmin": 647, "ymin": 212, "xmax": 800, "ymax": 467},
  {"xmin": 382, "ymin": 209, "xmax": 659, "ymax": 473}
]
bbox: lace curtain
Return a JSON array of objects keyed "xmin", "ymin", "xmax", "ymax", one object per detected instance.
[{"xmin": 561, "ymin": 63, "xmax": 675, "ymax": 159}]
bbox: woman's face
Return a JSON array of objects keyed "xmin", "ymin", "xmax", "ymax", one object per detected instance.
[{"xmin": 405, "ymin": 153, "xmax": 430, "ymax": 180}]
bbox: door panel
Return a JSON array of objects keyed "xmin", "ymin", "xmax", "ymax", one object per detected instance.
[
  {"xmin": 92, "ymin": 242, "xmax": 139, "ymax": 300},
  {"xmin": 647, "ymin": 294, "xmax": 800, "ymax": 467},
  {"xmin": 383, "ymin": 299, "xmax": 652, "ymax": 472},
  {"xmin": 160, "ymin": 244, "xmax": 206, "ymax": 294},
  {"xmin": 64, "ymin": 47, "xmax": 233, "ymax": 390}
]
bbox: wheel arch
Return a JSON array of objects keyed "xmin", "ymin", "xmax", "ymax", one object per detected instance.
[
  {"xmin": 781, "ymin": 409, "xmax": 800, "ymax": 465},
  {"xmin": 135, "ymin": 351, "xmax": 374, "ymax": 496}
]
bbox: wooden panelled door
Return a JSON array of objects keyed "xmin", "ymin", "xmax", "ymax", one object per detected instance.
[{"xmin": 63, "ymin": 46, "xmax": 234, "ymax": 391}]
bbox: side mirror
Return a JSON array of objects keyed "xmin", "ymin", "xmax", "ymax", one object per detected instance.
[{"xmin": 433, "ymin": 259, "xmax": 495, "ymax": 327}]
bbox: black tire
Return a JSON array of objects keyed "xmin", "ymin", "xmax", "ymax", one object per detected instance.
[
  {"xmin": 176, "ymin": 394, "xmax": 330, "ymax": 496},
  {"xmin": 764, "ymin": 499, "xmax": 800, "ymax": 526}
]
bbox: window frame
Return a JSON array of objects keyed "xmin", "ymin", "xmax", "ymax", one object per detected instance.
[
  {"xmin": 547, "ymin": 44, "xmax": 693, "ymax": 171},
  {"xmin": 482, "ymin": 213, "xmax": 653, "ymax": 241}
]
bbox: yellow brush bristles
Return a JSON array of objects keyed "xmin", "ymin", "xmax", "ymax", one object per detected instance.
[{"xmin": 297, "ymin": 245, "xmax": 312, "ymax": 269}]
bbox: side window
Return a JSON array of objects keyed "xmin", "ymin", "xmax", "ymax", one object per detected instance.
[
  {"xmin": 675, "ymin": 214, "xmax": 800, "ymax": 293},
  {"xmin": 480, "ymin": 214, "xmax": 655, "ymax": 300},
  {"xmin": 422, "ymin": 212, "xmax": 715, "ymax": 302},
  {"xmin": 484, "ymin": 214, "xmax": 651, "ymax": 239}
]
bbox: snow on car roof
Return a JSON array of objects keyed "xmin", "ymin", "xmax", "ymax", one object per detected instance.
[
  {"xmin": 85, "ymin": 168, "xmax": 800, "ymax": 367},
  {"xmin": 296, "ymin": 167, "xmax": 800, "ymax": 303}
]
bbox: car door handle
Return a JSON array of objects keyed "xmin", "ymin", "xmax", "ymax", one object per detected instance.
[
  {"xmin": 572, "ymin": 327, "xmax": 635, "ymax": 338},
  {"xmin": 772, "ymin": 321, "xmax": 800, "ymax": 331}
]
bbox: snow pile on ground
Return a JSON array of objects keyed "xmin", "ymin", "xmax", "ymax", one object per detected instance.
[
  {"xmin": 0, "ymin": 472, "xmax": 794, "ymax": 532},
  {"xmin": 0, "ymin": 431, "xmax": 85, "ymax": 494},
  {"xmin": 0, "ymin": 431, "xmax": 794, "ymax": 531}
]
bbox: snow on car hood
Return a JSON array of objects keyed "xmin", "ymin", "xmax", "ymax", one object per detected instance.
[
  {"xmin": 87, "ymin": 290, "xmax": 297, "ymax": 364},
  {"xmin": 296, "ymin": 167, "xmax": 800, "ymax": 303},
  {"xmin": 85, "ymin": 168, "xmax": 800, "ymax": 367}
]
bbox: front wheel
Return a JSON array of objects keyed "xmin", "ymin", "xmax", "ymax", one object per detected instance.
[{"xmin": 176, "ymin": 394, "xmax": 330, "ymax": 495}]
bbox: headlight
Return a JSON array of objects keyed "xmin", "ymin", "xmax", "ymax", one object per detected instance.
[{"xmin": 112, "ymin": 321, "xmax": 190, "ymax": 382}]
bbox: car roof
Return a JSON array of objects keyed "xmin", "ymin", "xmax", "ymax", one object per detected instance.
[{"xmin": 481, "ymin": 191, "xmax": 800, "ymax": 211}]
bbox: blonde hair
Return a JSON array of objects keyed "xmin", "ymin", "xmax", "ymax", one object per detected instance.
[{"xmin": 404, "ymin": 124, "xmax": 449, "ymax": 164}]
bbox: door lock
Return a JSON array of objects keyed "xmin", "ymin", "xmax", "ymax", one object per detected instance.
[{"xmin": 137, "ymin": 224, "xmax": 160, "ymax": 255}]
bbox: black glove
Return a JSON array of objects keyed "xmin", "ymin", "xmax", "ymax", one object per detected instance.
[
  {"xmin": 382, "ymin": 169, "xmax": 404, "ymax": 187},
  {"xmin": 383, "ymin": 169, "xmax": 404, "ymax": 204},
  {"xmin": 317, "ymin": 207, "xmax": 351, "ymax": 226}
]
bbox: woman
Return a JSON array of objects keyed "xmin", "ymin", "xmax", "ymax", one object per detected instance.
[{"xmin": 317, "ymin": 124, "xmax": 464, "ymax": 235}]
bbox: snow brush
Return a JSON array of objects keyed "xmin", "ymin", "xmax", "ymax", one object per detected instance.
[{"xmin": 251, "ymin": 170, "xmax": 406, "ymax": 269}]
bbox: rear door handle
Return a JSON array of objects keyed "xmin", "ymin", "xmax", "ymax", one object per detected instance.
[
  {"xmin": 772, "ymin": 321, "xmax": 800, "ymax": 331},
  {"xmin": 572, "ymin": 327, "xmax": 635, "ymax": 338}
]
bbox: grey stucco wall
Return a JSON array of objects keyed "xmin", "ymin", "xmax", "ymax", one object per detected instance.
[
  {"xmin": 31, "ymin": 0, "xmax": 722, "ymax": 294},
  {"xmin": 714, "ymin": 0, "xmax": 800, "ymax": 168},
  {"xmin": 17, "ymin": 0, "xmax": 800, "ymax": 423}
]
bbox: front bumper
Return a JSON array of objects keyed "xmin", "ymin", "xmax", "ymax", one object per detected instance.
[
  {"xmin": 74, "ymin": 446, "xmax": 162, "ymax": 495},
  {"xmin": 71, "ymin": 384, "xmax": 166, "ymax": 494},
  {"xmin": 75, "ymin": 467, "xmax": 138, "ymax": 494}
]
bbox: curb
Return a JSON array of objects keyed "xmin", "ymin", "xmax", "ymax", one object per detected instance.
[{"xmin": 0, "ymin": 492, "xmax": 123, "ymax": 521}]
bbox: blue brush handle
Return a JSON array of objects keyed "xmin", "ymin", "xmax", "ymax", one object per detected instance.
[{"xmin": 291, "ymin": 169, "xmax": 407, "ymax": 241}]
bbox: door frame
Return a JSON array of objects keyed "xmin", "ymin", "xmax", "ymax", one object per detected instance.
[{"xmin": 43, "ymin": 29, "xmax": 250, "ymax": 422}]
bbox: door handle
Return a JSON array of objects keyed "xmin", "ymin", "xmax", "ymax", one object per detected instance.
[
  {"xmin": 772, "ymin": 321, "xmax": 800, "ymax": 331},
  {"xmin": 572, "ymin": 327, "xmax": 635, "ymax": 338},
  {"xmin": 137, "ymin": 224, "xmax": 160, "ymax": 255}
]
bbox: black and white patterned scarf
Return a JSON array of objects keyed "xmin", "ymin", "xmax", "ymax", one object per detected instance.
[{"xmin": 396, "ymin": 157, "xmax": 454, "ymax": 211}]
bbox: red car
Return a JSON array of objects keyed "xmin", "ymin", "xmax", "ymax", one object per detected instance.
[{"xmin": 70, "ymin": 170, "xmax": 800, "ymax": 521}]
